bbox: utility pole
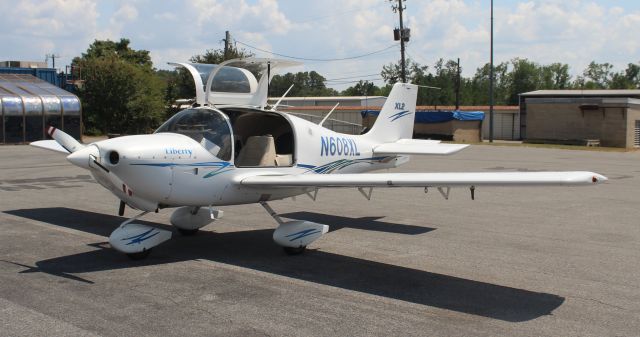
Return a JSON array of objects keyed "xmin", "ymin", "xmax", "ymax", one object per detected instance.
[
  {"xmin": 489, "ymin": 0, "xmax": 495, "ymax": 143},
  {"xmin": 223, "ymin": 31, "xmax": 231, "ymax": 60},
  {"xmin": 391, "ymin": 0, "xmax": 409, "ymax": 83},
  {"xmin": 45, "ymin": 53, "xmax": 60, "ymax": 69},
  {"xmin": 455, "ymin": 58, "xmax": 461, "ymax": 110}
]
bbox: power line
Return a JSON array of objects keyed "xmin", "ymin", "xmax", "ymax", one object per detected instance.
[
  {"xmin": 324, "ymin": 78, "xmax": 385, "ymax": 85},
  {"xmin": 320, "ymin": 68, "xmax": 384, "ymax": 77},
  {"xmin": 323, "ymin": 73, "xmax": 380, "ymax": 81},
  {"xmin": 235, "ymin": 40, "xmax": 397, "ymax": 62}
]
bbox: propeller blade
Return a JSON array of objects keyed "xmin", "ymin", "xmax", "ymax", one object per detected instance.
[{"xmin": 46, "ymin": 126, "xmax": 84, "ymax": 153}]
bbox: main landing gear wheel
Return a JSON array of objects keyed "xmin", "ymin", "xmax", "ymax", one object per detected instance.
[
  {"xmin": 126, "ymin": 249, "xmax": 151, "ymax": 260},
  {"xmin": 283, "ymin": 246, "xmax": 306, "ymax": 255},
  {"xmin": 177, "ymin": 228, "xmax": 200, "ymax": 236}
]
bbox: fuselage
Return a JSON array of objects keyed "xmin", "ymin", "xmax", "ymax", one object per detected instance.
[{"xmin": 81, "ymin": 106, "xmax": 409, "ymax": 209}]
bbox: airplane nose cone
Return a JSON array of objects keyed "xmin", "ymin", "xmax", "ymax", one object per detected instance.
[{"xmin": 66, "ymin": 145, "xmax": 99, "ymax": 169}]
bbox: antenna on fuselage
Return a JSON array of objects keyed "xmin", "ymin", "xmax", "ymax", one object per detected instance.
[
  {"xmin": 270, "ymin": 84, "xmax": 294, "ymax": 111},
  {"xmin": 319, "ymin": 103, "xmax": 340, "ymax": 127}
]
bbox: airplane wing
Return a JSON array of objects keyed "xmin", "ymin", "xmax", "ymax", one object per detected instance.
[
  {"xmin": 373, "ymin": 139, "xmax": 469, "ymax": 155},
  {"xmin": 240, "ymin": 171, "xmax": 607, "ymax": 188}
]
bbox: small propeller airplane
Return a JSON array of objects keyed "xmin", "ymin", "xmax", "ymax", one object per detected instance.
[{"xmin": 31, "ymin": 58, "xmax": 607, "ymax": 259}]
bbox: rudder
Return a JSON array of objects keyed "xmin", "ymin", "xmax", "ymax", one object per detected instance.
[{"xmin": 364, "ymin": 82, "xmax": 417, "ymax": 142}]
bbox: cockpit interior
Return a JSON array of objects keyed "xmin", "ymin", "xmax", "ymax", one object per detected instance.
[{"xmin": 156, "ymin": 107, "xmax": 295, "ymax": 167}]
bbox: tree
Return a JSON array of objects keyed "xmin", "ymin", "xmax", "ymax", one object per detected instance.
[
  {"xmin": 75, "ymin": 38, "xmax": 152, "ymax": 69},
  {"xmin": 269, "ymin": 71, "xmax": 337, "ymax": 97},
  {"xmin": 341, "ymin": 80, "xmax": 382, "ymax": 96},
  {"xmin": 411, "ymin": 59, "xmax": 463, "ymax": 106},
  {"xmin": 540, "ymin": 63, "xmax": 571, "ymax": 89},
  {"xmin": 506, "ymin": 58, "xmax": 542, "ymax": 104},
  {"xmin": 189, "ymin": 45, "xmax": 253, "ymax": 64},
  {"xmin": 609, "ymin": 63, "xmax": 640, "ymax": 89},
  {"xmin": 381, "ymin": 58, "xmax": 425, "ymax": 84},
  {"xmin": 74, "ymin": 39, "xmax": 165, "ymax": 135},
  {"xmin": 576, "ymin": 61, "xmax": 614, "ymax": 89},
  {"xmin": 468, "ymin": 62, "xmax": 509, "ymax": 105}
]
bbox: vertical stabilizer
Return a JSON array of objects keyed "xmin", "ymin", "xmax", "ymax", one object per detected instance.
[{"xmin": 363, "ymin": 82, "xmax": 417, "ymax": 143}]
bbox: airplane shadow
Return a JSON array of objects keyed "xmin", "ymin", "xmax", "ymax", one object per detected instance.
[
  {"xmin": 4, "ymin": 207, "xmax": 564, "ymax": 322},
  {"xmin": 279, "ymin": 211, "xmax": 435, "ymax": 235}
]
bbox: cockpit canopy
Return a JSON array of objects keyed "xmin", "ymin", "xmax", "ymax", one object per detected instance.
[
  {"xmin": 155, "ymin": 108, "xmax": 232, "ymax": 161},
  {"xmin": 189, "ymin": 63, "xmax": 256, "ymax": 94},
  {"xmin": 169, "ymin": 58, "xmax": 302, "ymax": 107},
  {"xmin": 155, "ymin": 106, "xmax": 296, "ymax": 167}
]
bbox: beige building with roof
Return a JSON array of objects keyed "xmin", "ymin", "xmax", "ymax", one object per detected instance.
[{"xmin": 520, "ymin": 90, "xmax": 640, "ymax": 148}]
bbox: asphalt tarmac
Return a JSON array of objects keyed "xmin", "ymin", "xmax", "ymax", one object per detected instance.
[{"xmin": 1, "ymin": 144, "xmax": 639, "ymax": 336}]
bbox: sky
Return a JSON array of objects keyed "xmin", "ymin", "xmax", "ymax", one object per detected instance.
[{"xmin": 1, "ymin": 0, "xmax": 639, "ymax": 90}]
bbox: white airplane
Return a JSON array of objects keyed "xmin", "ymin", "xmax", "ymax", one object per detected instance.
[{"xmin": 31, "ymin": 58, "xmax": 607, "ymax": 259}]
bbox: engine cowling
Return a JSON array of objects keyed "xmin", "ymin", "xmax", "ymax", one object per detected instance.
[{"xmin": 170, "ymin": 207, "xmax": 220, "ymax": 230}]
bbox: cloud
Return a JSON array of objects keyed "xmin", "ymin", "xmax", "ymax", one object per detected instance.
[
  {"xmin": 382, "ymin": 0, "xmax": 640, "ymax": 79},
  {"xmin": 0, "ymin": 0, "xmax": 98, "ymax": 38},
  {"xmin": 97, "ymin": 3, "xmax": 140, "ymax": 40},
  {"xmin": 190, "ymin": 0, "xmax": 292, "ymax": 36},
  {"xmin": 1, "ymin": 0, "xmax": 639, "ymax": 89},
  {"xmin": 113, "ymin": 3, "xmax": 138, "ymax": 22},
  {"xmin": 0, "ymin": 0, "xmax": 99, "ymax": 67}
]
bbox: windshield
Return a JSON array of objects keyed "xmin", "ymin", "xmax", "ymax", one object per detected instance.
[{"xmin": 155, "ymin": 108, "xmax": 232, "ymax": 161}]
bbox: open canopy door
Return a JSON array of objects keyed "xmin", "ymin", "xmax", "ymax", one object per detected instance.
[{"xmin": 170, "ymin": 58, "xmax": 301, "ymax": 108}]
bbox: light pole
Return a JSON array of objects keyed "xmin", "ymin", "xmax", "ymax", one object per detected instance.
[{"xmin": 489, "ymin": 0, "xmax": 494, "ymax": 142}]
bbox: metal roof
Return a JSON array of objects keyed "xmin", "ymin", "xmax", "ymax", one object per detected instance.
[
  {"xmin": 0, "ymin": 73, "xmax": 72, "ymax": 97},
  {"xmin": 521, "ymin": 89, "xmax": 640, "ymax": 97}
]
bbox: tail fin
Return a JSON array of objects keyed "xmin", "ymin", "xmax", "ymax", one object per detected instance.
[{"xmin": 364, "ymin": 82, "xmax": 417, "ymax": 142}]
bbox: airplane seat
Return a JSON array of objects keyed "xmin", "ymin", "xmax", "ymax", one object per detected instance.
[
  {"xmin": 275, "ymin": 154, "xmax": 292, "ymax": 166},
  {"xmin": 235, "ymin": 135, "xmax": 277, "ymax": 167}
]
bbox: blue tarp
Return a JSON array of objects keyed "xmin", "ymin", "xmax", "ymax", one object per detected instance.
[{"xmin": 362, "ymin": 110, "xmax": 485, "ymax": 123}]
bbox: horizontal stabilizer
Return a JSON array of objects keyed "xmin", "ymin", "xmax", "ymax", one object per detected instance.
[
  {"xmin": 30, "ymin": 140, "xmax": 70, "ymax": 154},
  {"xmin": 373, "ymin": 139, "xmax": 469, "ymax": 155},
  {"xmin": 241, "ymin": 171, "xmax": 607, "ymax": 188}
]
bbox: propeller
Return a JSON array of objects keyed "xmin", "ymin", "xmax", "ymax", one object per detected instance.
[{"xmin": 46, "ymin": 126, "xmax": 84, "ymax": 153}]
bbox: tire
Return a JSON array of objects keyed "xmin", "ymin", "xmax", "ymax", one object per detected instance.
[
  {"xmin": 177, "ymin": 228, "xmax": 199, "ymax": 236},
  {"xmin": 283, "ymin": 246, "xmax": 306, "ymax": 255},
  {"xmin": 126, "ymin": 249, "xmax": 151, "ymax": 260}
]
